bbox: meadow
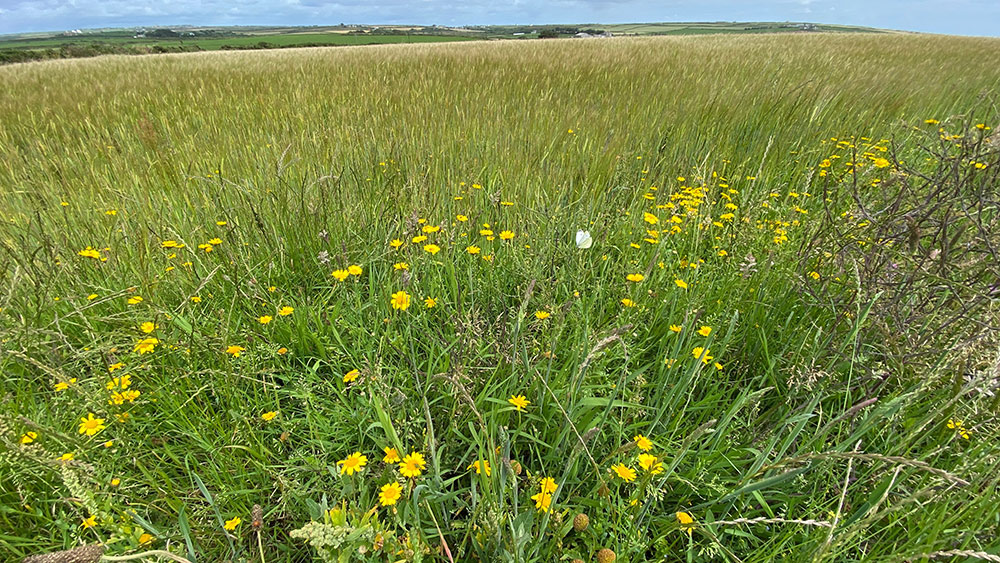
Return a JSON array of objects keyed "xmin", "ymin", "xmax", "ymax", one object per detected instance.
[{"xmin": 1, "ymin": 34, "xmax": 999, "ymax": 562}]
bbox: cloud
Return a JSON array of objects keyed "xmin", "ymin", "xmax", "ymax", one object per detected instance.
[{"xmin": 0, "ymin": 0, "xmax": 996, "ymax": 36}]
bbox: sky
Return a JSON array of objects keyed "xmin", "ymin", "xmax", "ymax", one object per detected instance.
[{"xmin": 0, "ymin": 0, "xmax": 997, "ymax": 37}]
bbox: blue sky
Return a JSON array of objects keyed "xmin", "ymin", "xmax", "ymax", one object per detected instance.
[{"xmin": 0, "ymin": 0, "xmax": 997, "ymax": 37}]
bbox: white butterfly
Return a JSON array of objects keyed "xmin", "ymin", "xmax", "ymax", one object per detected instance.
[{"xmin": 575, "ymin": 230, "xmax": 593, "ymax": 249}]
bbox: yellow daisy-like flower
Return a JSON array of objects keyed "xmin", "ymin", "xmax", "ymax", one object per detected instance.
[
  {"xmin": 390, "ymin": 239, "xmax": 403, "ymax": 248},
  {"xmin": 262, "ymin": 411, "xmax": 278, "ymax": 422},
  {"xmin": 540, "ymin": 477, "xmax": 558, "ymax": 494},
  {"xmin": 643, "ymin": 212, "xmax": 659, "ymax": 225},
  {"xmin": 348, "ymin": 264, "xmax": 363, "ymax": 276},
  {"xmin": 456, "ymin": 214, "xmax": 468, "ymax": 222},
  {"xmin": 423, "ymin": 244, "xmax": 440, "ymax": 255},
  {"xmin": 621, "ymin": 298, "xmax": 636, "ymax": 308},
  {"xmin": 379, "ymin": 481, "xmax": 403, "ymax": 506},
  {"xmin": 399, "ymin": 451, "xmax": 426, "ymax": 478},
  {"xmin": 60, "ymin": 452, "xmax": 75, "ymax": 462},
  {"xmin": 331, "ymin": 269, "xmax": 349, "ymax": 281},
  {"xmin": 134, "ymin": 338, "xmax": 158, "ymax": 355},
  {"xmin": 224, "ymin": 517, "xmax": 241, "ymax": 531},
  {"xmin": 534, "ymin": 311, "xmax": 550, "ymax": 320},
  {"xmin": 422, "ymin": 225, "xmax": 441, "ymax": 233},
  {"xmin": 424, "ymin": 297, "xmax": 437, "ymax": 308},
  {"xmin": 226, "ymin": 345, "xmax": 245, "ymax": 357},
  {"xmin": 382, "ymin": 447, "xmax": 401, "ymax": 463},
  {"xmin": 78, "ymin": 247, "xmax": 102, "ymax": 259},
  {"xmin": 499, "ymin": 230, "xmax": 514, "ymax": 240},
  {"xmin": 138, "ymin": 533, "xmax": 154, "ymax": 545},
  {"xmin": 468, "ymin": 460, "xmax": 492, "ymax": 476},
  {"xmin": 508, "ymin": 395, "xmax": 530, "ymax": 411},
  {"xmin": 626, "ymin": 273, "xmax": 644, "ymax": 283},
  {"xmin": 278, "ymin": 306, "xmax": 294, "ymax": 316},
  {"xmin": 343, "ymin": 369, "xmax": 361, "ymax": 383},
  {"xmin": 258, "ymin": 315, "xmax": 272, "ymax": 325},
  {"xmin": 337, "ymin": 452, "xmax": 368, "ymax": 476},
  {"xmin": 696, "ymin": 326, "xmax": 712, "ymax": 337},
  {"xmin": 390, "ymin": 290, "xmax": 411, "ymax": 311},
  {"xmin": 637, "ymin": 453, "xmax": 663, "ymax": 474},
  {"xmin": 610, "ymin": 463, "xmax": 636, "ymax": 482},
  {"xmin": 674, "ymin": 279, "xmax": 688, "ymax": 289},
  {"xmin": 669, "ymin": 325, "xmax": 682, "ymax": 333},
  {"xmin": 466, "ymin": 245, "xmax": 481, "ymax": 255},
  {"xmin": 530, "ymin": 491, "xmax": 552, "ymax": 512},
  {"xmin": 78, "ymin": 413, "xmax": 106, "ymax": 437},
  {"xmin": 394, "ymin": 262, "xmax": 409, "ymax": 270},
  {"xmin": 412, "ymin": 235, "xmax": 428, "ymax": 244},
  {"xmin": 633, "ymin": 435, "xmax": 653, "ymax": 451},
  {"xmin": 140, "ymin": 321, "xmax": 157, "ymax": 333},
  {"xmin": 82, "ymin": 515, "xmax": 98, "ymax": 528},
  {"xmin": 692, "ymin": 347, "xmax": 713, "ymax": 364},
  {"xmin": 127, "ymin": 296, "xmax": 143, "ymax": 305},
  {"xmin": 676, "ymin": 511, "xmax": 695, "ymax": 535}
]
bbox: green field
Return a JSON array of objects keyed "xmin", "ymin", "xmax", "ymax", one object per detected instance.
[{"xmin": 1, "ymin": 34, "xmax": 999, "ymax": 562}]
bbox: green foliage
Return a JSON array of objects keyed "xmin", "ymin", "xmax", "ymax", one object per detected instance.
[{"xmin": 0, "ymin": 35, "xmax": 999, "ymax": 562}]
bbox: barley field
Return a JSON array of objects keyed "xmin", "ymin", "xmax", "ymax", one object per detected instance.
[{"xmin": 1, "ymin": 34, "xmax": 999, "ymax": 562}]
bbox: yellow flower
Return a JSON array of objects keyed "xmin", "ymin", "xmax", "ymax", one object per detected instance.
[
  {"xmin": 277, "ymin": 347, "xmax": 288, "ymax": 355},
  {"xmin": 422, "ymin": 225, "xmax": 441, "ymax": 233},
  {"xmin": 924, "ymin": 118, "xmax": 939, "ymax": 125},
  {"xmin": 111, "ymin": 478, "xmax": 121, "ymax": 486},
  {"xmin": 379, "ymin": 481, "xmax": 403, "ymax": 506},
  {"xmin": 696, "ymin": 326, "xmax": 712, "ymax": 337},
  {"xmin": 508, "ymin": 395, "xmax": 530, "ymax": 411},
  {"xmin": 348, "ymin": 265, "xmax": 363, "ymax": 276},
  {"xmin": 669, "ymin": 325, "xmax": 682, "ymax": 333},
  {"xmin": 479, "ymin": 228, "xmax": 494, "ymax": 236},
  {"xmin": 224, "ymin": 517, "xmax": 241, "ymax": 531},
  {"xmin": 499, "ymin": 230, "xmax": 514, "ymax": 240},
  {"xmin": 676, "ymin": 511, "xmax": 695, "ymax": 535},
  {"xmin": 412, "ymin": 235, "xmax": 428, "ymax": 244},
  {"xmin": 134, "ymin": 337, "xmax": 158, "ymax": 355},
  {"xmin": 82, "ymin": 515, "xmax": 97, "ymax": 528},
  {"xmin": 424, "ymin": 297, "xmax": 437, "ymax": 308},
  {"xmin": 390, "ymin": 239, "xmax": 403, "ymax": 248},
  {"xmin": 540, "ymin": 477, "xmax": 558, "ymax": 494},
  {"xmin": 278, "ymin": 306, "xmax": 294, "ymax": 316},
  {"xmin": 610, "ymin": 463, "xmax": 636, "ymax": 482},
  {"xmin": 106, "ymin": 374, "xmax": 131, "ymax": 390},
  {"xmin": 127, "ymin": 296, "xmax": 143, "ymax": 305},
  {"xmin": 54, "ymin": 378, "xmax": 76, "ymax": 391},
  {"xmin": 394, "ymin": 262, "xmax": 409, "ymax": 270},
  {"xmin": 382, "ymin": 447, "xmax": 401, "ymax": 463},
  {"xmin": 337, "ymin": 452, "xmax": 368, "ymax": 476},
  {"xmin": 78, "ymin": 247, "xmax": 102, "ymax": 259},
  {"xmin": 621, "ymin": 298, "xmax": 636, "ymax": 308},
  {"xmin": 343, "ymin": 369, "xmax": 361, "ymax": 383},
  {"xmin": 60, "ymin": 452, "xmax": 75, "ymax": 462},
  {"xmin": 423, "ymin": 244, "xmax": 440, "ymax": 255},
  {"xmin": 331, "ymin": 269, "xmax": 349, "ymax": 281},
  {"xmin": 456, "ymin": 214, "xmax": 468, "ymax": 222},
  {"xmin": 692, "ymin": 347, "xmax": 713, "ymax": 364},
  {"xmin": 872, "ymin": 157, "xmax": 890, "ymax": 168},
  {"xmin": 258, "ymin": 315, "xmax": 273, "ymax": 325},
  {"xmin": 466, "ymin": 245, "xmax": 481, "ymax": 255},
  {"xmin": 161, "ymin": 240, "xmax": 180, "ymax": 248},
  {"xmin": 468, "ymin": 460, "xmax": 492, "ymax": 476},
  {"xmin": 262, "ymin": 411, "xmax": 278, "ymax": 422},
  {"xmin": 191, "ymin": 296, "xmax": 202, "ymax": 302},
  {"xmin": 140, "ymin": 321, "xmax": 157, "ymax": 334},
  {"xmin": 633, "ymin": 435, "xmax": 653, "ymax": 451},
  {"xmin": 637, "ymin": 453, "xmax": 663, "ymax": 474},
  {"xmin": 20, "ymin": 431, "xmax": 37, "ymax": 444},
  {"xmin": 78, "ymin": 413, "xmax": 106, "ymax": 437},
  {"xmin": 534, "ymin": 311, "xmax": 550, "ymax": 320},
  {"xmin": 390, "ymin": 291, "xmax": 411, "ymax": 311},
  {"xmin": 809, "ymin": 271, "xmax": 820, "ymax": 280},
  {"xmin": 226, "ymin": 345, "xmax": 245, "ymax": 357},
  {"xmin": 644, "ymin": 212, "xmax": 659, "ymax": 225},
  {"xmin": 87, "ymin": 294, "xmax": 98, "ymax": 300},
  {"xmin": 399, "ymin": 451, "xmax": 426, "ymax": 478},
  {"xmin": 530, "ymin": 491, "xmax": 553, "ymax": 512},
  {"xmin": 626, "ymin": 273, "xmax": 644, "ymax": 283},
  {"xmin": 674, "ymin": 279, "xmax": 688, "ymax": 289},
  {"xmin": 138, "ymin": 533, "xmax": 154, "ymax": 544}
]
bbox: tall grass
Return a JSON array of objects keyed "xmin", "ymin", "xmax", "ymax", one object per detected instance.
[{"xmin": 1, "ymin": 34, "xmax": 999, "ymax": 562}]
